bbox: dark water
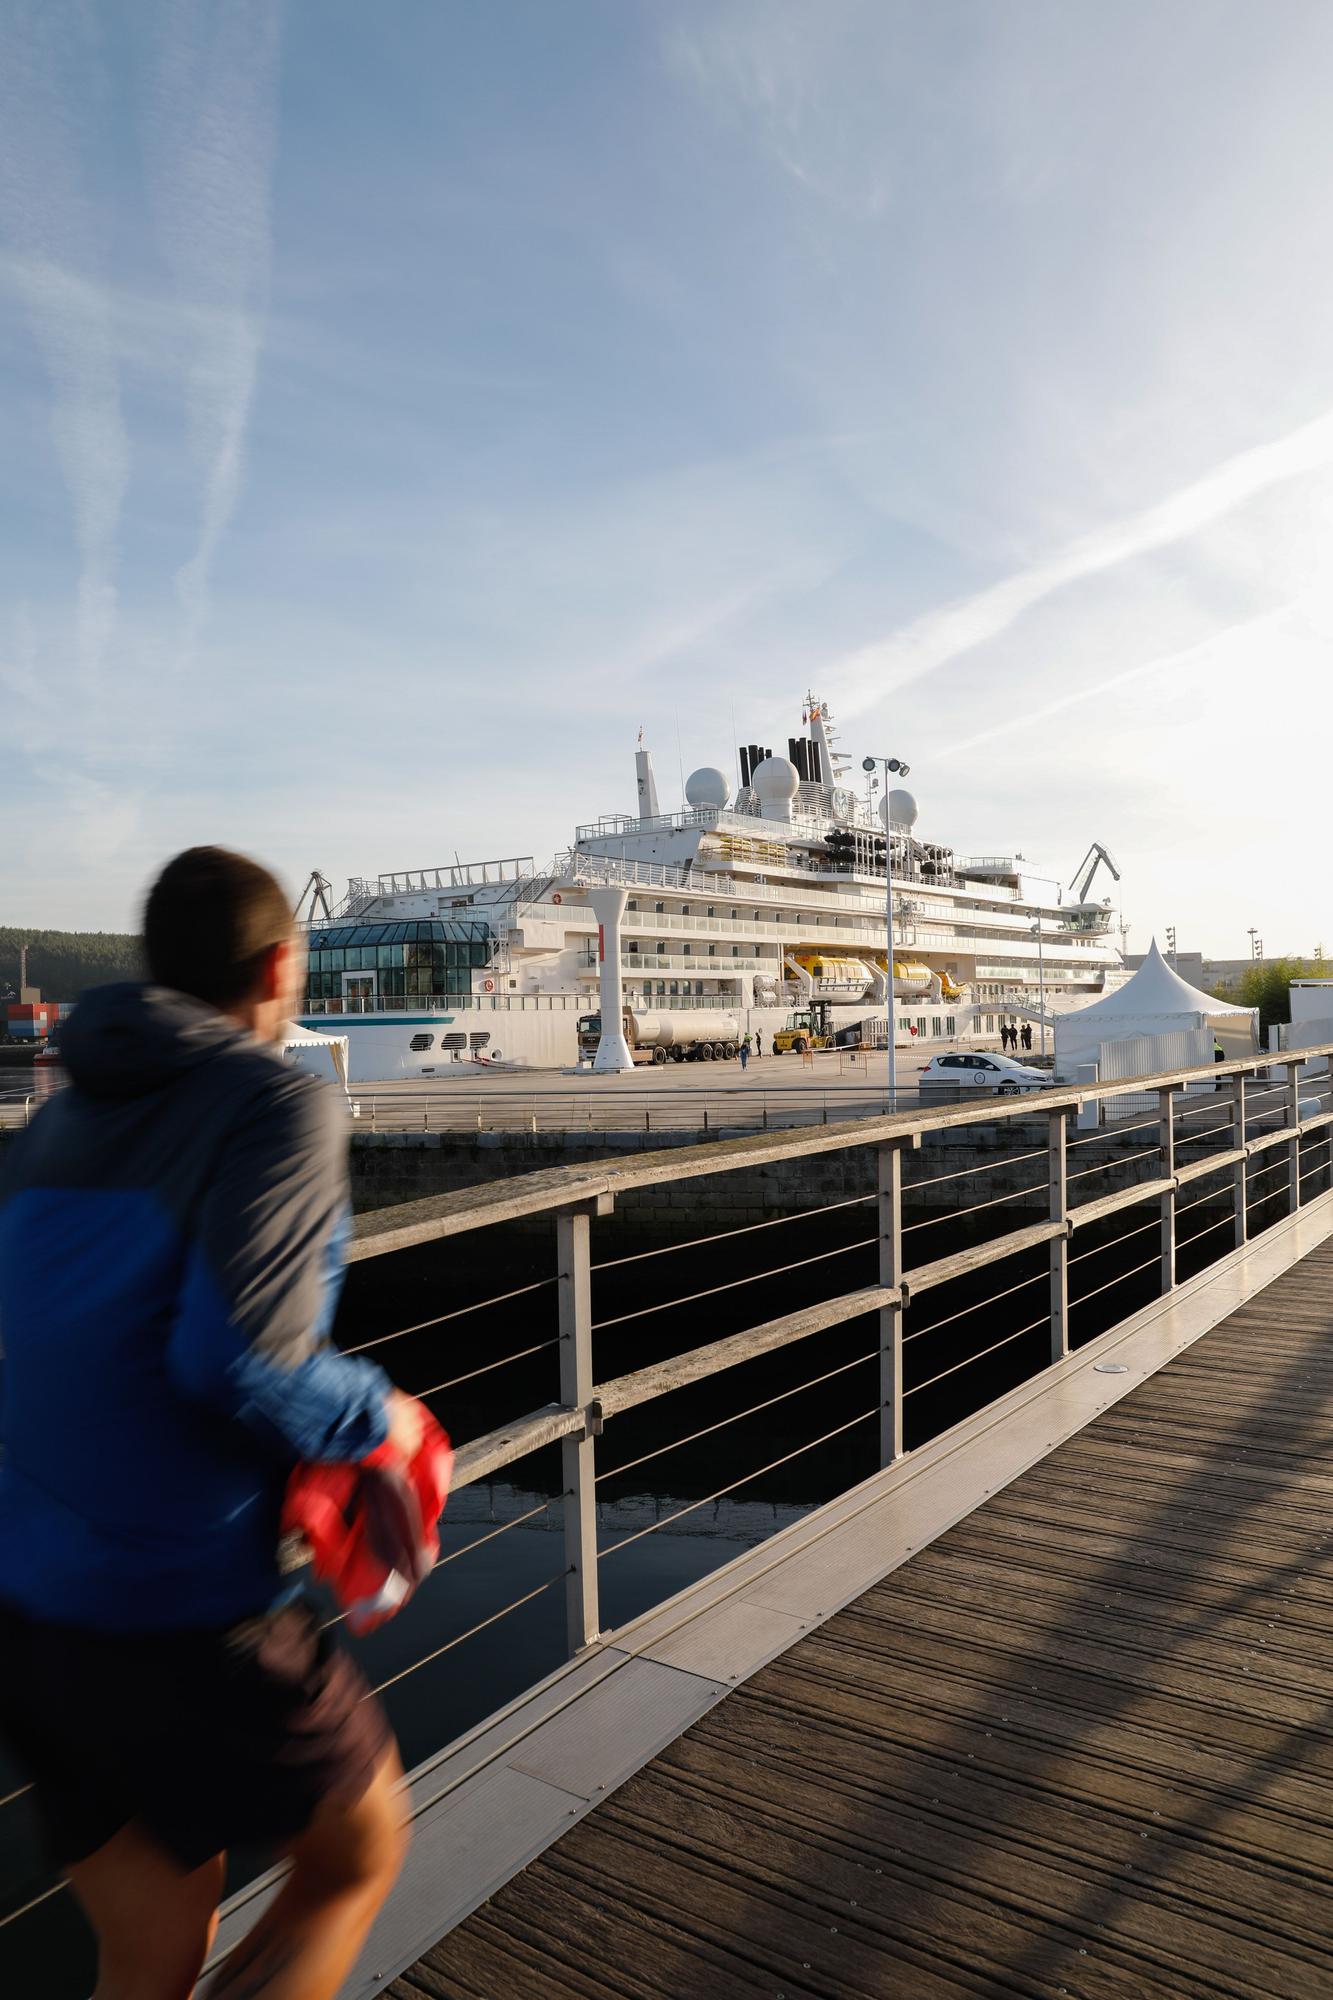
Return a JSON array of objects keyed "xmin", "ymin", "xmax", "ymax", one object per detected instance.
[{"xmin": 1, "ymin": 1130, "xmax": 1315, "ymax": 1992}]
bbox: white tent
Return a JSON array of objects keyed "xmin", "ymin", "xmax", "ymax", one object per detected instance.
[
  {"xmin": 1055, "ymin": 939, "xmax": 1257, "ymax": 1080},
  {"xmin": 279, "ymin": 1021, "xmax": 351, "ymax": 1096}
]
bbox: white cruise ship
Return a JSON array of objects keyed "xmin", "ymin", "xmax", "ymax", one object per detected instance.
[{"xmin": 299, "ymin": 699, "xmax": 1126, "ymax": 1080}]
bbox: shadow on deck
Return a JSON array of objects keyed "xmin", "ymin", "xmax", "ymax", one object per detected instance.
[{"xmin": 395, "ymin": 1239, "xmax": 1333, "ymax": 2000}]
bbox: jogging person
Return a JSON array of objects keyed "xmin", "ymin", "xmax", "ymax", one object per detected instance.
[{"xmin": 0, "ymin": 847, "xmax": 418, "ymax": 2000}]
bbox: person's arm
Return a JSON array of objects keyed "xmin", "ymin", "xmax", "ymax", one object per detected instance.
[{"xmin": 166, "ymin": 1071, "xmax": 391, "ymax": 1462}]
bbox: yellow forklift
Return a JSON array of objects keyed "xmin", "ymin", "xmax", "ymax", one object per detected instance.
[{"xmin": 772, "ymin": 1001, "xmax": 835, "ymax": 1054}]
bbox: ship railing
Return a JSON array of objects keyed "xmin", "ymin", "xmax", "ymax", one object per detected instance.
[
  {"xmin": 309, "ymin": 993, "xmax": 585, "ymax": 1015},
  {"xmin": 5, "ymin": 1043, "xmax": 1332, "ymax": 1948},
  {"xmin": 374, "ymin": 858, "xmax": 537, "ymax": 894}
]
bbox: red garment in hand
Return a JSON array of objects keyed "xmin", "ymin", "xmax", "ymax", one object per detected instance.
[{"xmin": 282, "ymin": 1405, "xmax": 453, "ymax": 1634}]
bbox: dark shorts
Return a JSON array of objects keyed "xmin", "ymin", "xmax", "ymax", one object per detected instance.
[{"xmin": 0, "ymin": 1597, "xmax": 394, "ymax": 1871}]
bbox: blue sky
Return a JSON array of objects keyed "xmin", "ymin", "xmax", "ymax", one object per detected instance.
[{"xmin": 3, "ymin": 1, "xmax": 1333, "ymax": 954}]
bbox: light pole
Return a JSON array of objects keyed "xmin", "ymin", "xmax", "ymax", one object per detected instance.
[
  {"xmin": 1029, "ymin": 920, "xmax": 1048, "ymax": 1061},
  {"xmin": 864, "ymin": 753, "xmax": 913, "ymax": 1111}
]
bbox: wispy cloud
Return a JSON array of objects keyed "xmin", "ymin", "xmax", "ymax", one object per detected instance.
[
  {"xmin": 140, "ymin": 0, "xmax": 281, "ymax": 652},
  {"xmin": 933, "ymin": 602, "xmax": 1295, "ymax": 763},
  {"xmin": 0, "ymin": 3, "xmax": 130, "ymax": 702},
  {"xmin": 824, "ymin": 403, "xmax": 1333, "ymax": 718}
]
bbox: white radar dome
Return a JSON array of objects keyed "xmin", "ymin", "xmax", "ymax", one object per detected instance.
[
  {"xmin": 752, "ymin": 755, "xmax": 800, "ymax": 801},
  {"xmin": 684, "ymin": 766, "xmax": 731, "ymax": 810},
  {"xmin": 880, "ymin": 788, "xmax": 919, "ymax": 830}
]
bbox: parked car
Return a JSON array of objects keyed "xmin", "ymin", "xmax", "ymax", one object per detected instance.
[{"xmin": 920, "ymin": 1051, "xmax": 1052, "ymax": 1095}]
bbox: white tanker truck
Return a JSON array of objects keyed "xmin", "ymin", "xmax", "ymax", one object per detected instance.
[{"xmin": 577, "ymin": 1009, "xmax": 742, "ymax": 1065}]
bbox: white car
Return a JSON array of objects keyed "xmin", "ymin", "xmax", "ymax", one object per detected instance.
[{"xmin": 920, "ymin": 1050, "xmax": 1051, "ymax": 1095}]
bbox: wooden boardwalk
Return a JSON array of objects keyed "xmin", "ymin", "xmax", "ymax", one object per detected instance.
[{"xmin": 390, "ymin": 1237, "xmax": 1333, "ymax": 2000}]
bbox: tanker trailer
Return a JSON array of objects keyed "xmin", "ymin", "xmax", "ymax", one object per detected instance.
[{"xmin": 577, "ymin": 1010, "xmax": 741, "ymax": 1064}]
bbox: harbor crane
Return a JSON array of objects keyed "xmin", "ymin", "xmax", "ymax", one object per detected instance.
[
  {"xmin": 1065, "ymin": 842, "xmax": 1122, "ymax": 933},
  {"xmin": 294, "ymin": 869, "xmax": 334, "ymax": 925}
]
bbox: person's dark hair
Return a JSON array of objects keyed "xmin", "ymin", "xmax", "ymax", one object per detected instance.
[{"xmin": 144, "ymin": 846, "xmax": 294, "ymax": 1008}]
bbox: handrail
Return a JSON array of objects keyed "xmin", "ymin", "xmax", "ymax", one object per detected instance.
[{"xmin": 348, "ymin": 1041, "xmax": 1333, "ymax": 1260}]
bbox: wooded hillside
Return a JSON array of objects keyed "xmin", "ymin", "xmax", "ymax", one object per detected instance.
[{"xmin": 0, "ymin": 928, "xmax": 143, "ymax": 1001}]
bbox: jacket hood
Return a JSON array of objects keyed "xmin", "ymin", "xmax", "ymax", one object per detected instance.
[{"xmin": 58, "ymin": 983, "xmax": 253, "ymax": 1101}]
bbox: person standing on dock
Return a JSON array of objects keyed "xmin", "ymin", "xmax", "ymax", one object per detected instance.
[
  {"xmin": 754, "ymin": 1029, "xmax": 763, "ymax": 1057},
  {"xmin": 1021, "ymin": 1022, "xmax": 1033, "ymax": 1052},
  {"xmin": 739, "ymin": 1033, "xmax": 751, "ymax": 1070},
  {"xmin": 0, "ymin": 847, "xmax": 423, "ymax": 2000}
]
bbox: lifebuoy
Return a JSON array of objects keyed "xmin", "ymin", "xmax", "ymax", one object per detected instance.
[
  {"xmin": 483, "ymin": 977, "xmax": 495, "ymax": 992},
  {"xmin": 552, "ymin": 892, "xmax": 562, "ymax": 904}
]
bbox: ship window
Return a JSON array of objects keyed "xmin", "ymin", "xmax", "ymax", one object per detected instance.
[
  {"xmin": 627, "ymin": 940, "xmax": 640, "ymax": 953},
  {"xmin": 656, "ymin": 941, "xmax": 666, "ymax": 953},
  {"xmin": 708, "ymin": 944, "xmax": 716, "ymax": 957},
  {"xmin": 706, "ymin": 905, "xmax": 715, "ymax": 917},
  {"xmin": 682, "ymin": 943, "xmax": 691, "ymax": 955},
  {"xmin": 730, "ymin": 909, "xmax": 738, "ymax": 920},
  {"xmin": 627, "ymin": 899, "xmax": 638, "ymax": 912},
  {"xmin": 654, "ymin": 901, "xmax": 664, "ymax": 913},
  {"xmin": 409, "ymin": 1033, "xmax": 434, "ymax": 1052},
  {"xmin": 731, "ymin": 946, "xmax": 740, "ymax": 957},
  {"xmin": 681, "ymin": 905, "xmax": 691, "ymax": 916}
]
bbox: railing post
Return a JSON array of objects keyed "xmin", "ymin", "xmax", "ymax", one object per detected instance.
[
  {"xmin": 1158, "ymin": 1085, "xmax": 1176, "ymax": 1294},
  {"xmin": 1049, "ymin": 1107, "xmax": 1068, "ymax": 1362},
  {"xmin": 557, "ymin": 1205, "xmax": 600, "ymax": 1654},
  {"xmin": 1286, "ymin": 1058, "xmax": 1302, "ymax": 1215},
  {"xmin": 877, "ymin": 1142, "xmax": 904, "ymax": 1464},
  {"xmin": 1232, "ymin": 1072, "xmax": 1248, "ymax": 1248}
]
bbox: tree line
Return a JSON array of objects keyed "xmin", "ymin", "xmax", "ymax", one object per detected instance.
[
  {"xmin": 1211, "ymin": 957, "xmax": 1333, "ymax": 1031},
  {"xmin": 1, "ymin": 928, "xmax": 143, "ymax": 1002}
]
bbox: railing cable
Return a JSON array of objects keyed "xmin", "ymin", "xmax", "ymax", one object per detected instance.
[
  {"xmin": 1067, "ymin": 1213, "xmax": 1162, "ymax": 1267},
  {"xmin": 366, "ymin": 1571, "xmax": 569, "ymax": 1698},
  {"xmin": 596, "ymin": 1348, "xmax": 879, "ymax": 1485},
  {"xmin": 1069, "ymin": 1250, "xmax": 1163, "ymax": 1308},
  {"xmin": 411, "ymin": 1336, "xmax": 559, "ymax": 1399},
  {"xmin": 343, "ymin": 1275, "xmax": 556, "ymax": 1356},
  {"xmin": 904, "ymin": 1315, "xmax": 1049, "ymax": 1397},
  {"xmin": 0, "ymin": 1876, "xmax": 67, "ymax": 1930},
  {"xmin": 598, "ymin": 1407, "xmax": 878, "ymax": 1560},
  {"xmin": 592, "ymin": 1192, "xmax": 874, "ymax": 1271},
  {"xmin": 902, "ymin": 1179, "xmax": 1047, "ymax": 1232},
  {"xmin": 592, "ymin": 1234, "xmax": 877, "ymax": 1331},
  {"xmin": 904, "ymin": 1266, "xmax": 1047, "ymax": 1342}
]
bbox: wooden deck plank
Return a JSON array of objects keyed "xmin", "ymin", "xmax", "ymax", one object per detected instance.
[{"xmin": 390, "ymin": 1236, "xmax": 1333, "ymax": 1999}]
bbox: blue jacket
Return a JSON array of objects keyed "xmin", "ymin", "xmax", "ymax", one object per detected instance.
[{"xmin": 0, "ymin": 984, "xmax": 390, "ymax": 1632}]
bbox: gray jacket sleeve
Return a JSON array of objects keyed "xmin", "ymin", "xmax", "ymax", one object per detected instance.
[{"xmin": 165, "ymin": 1068, "xmax": 391, "ymax": 1462}]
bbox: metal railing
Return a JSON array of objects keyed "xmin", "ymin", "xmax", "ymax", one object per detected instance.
[
  {"xmin": 348, "ymin": 1082, "xmax": 939, "ymax": 1135},
  {"xmin": 338, "ymin": 1040, "xmax": 1333, "ymax": 1660},
  {"xmin": 4, "ymin": 1041, "xmax": 1332, "ymax": 1941}
]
